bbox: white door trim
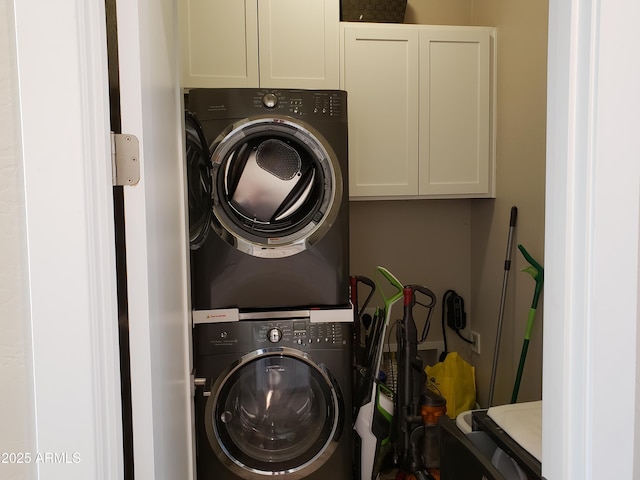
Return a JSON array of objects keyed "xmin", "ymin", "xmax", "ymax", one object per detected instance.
[
  {"xmin": 544, "ymin": 0, "xmax": 640, "ymax": 478},
  {"xmin": 14, "ymin": 0, "xmax": 123, "ymax": 478},
  {"xmin": 115, "ymin": 0, "xmax": 194, "ymax": 479}
]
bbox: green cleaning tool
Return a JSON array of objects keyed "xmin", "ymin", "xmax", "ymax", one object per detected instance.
[
  {"xmin": 511, "ymin": 244, "xmax": 544, "ymax": 403},
  {"xmin": 354, "ymin": 266, "xmax": 404, "ymax": 480}
]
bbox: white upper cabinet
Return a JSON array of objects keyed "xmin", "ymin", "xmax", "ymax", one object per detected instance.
[
  {"xmin": 418, "ymin": 28, "xmax": 494, "ymax": 196},
  {"xmin": 179, "ymin": 0, "xmax": 259, "ymax": 88},
  {"xmin": 341, "ymin": 23, "xmax": 497, "ymax": 199},
  {"xmin": 258, "ymin": 0, "xmax": 339, "ymax": 89},
  {"xmin": 180, "ymin": 0, "xmax": 339, "ymax": 89},
  {"xmin": 341, "ymin": 25, "xmax": 420, "ymax": 197}
]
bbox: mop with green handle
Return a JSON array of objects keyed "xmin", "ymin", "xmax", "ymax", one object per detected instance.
[{"xmin": 511, "ymin": 244, "xmax": 544, "ymax": 404}]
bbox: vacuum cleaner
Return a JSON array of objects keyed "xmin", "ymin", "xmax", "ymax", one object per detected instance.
[
  {"xmin": 394, "ymin": 284, "xmax": 442, "ymax": 480},
  {"xmin": 354, "ymin": 268, "xmax": 445, "ymax": 480}
]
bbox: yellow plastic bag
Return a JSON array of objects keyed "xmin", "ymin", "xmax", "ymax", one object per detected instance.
[{"xmin": 425, "ymin": 352, "xmax": 476, "ymax": 419}]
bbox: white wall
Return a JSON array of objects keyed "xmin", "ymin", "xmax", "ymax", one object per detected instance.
[{"xmin": 0, "ymin": 0, "xmax": 35, "ymax": 478}]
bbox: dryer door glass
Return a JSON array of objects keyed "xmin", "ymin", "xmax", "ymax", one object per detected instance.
[
  {"xmin": 185, "ymin": 111, "xmax": 212, "ymax": 249},
  {"xmin": 210, "ymin": 116, "xmax": 343, "ymax": 258},
  {"xmin": 208, "ymin": 351, "xmax": 342, "ymax": 476}
]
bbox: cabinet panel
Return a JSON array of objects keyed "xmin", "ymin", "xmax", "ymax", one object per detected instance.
[
  {"xmin": 259, "ymin": 0, "xmax": 339, "ymax": 89},
  {"xmin": 342, "ymin": 23, "xmax": 496, "ymax": 199},
  {"xmin": 180, "ymin": 0, "xmax": 338, "ymax": 89},
  {"xmin": 342, "ymin": 25, "xmax": 419, "ymax": 197},
  {"xmin": 179, "ymin": 0, "xmax": 258, "ymax": 88},
  {"xmin": 418, "ymin": 28, "xmax": 494, "ymax": 196}
]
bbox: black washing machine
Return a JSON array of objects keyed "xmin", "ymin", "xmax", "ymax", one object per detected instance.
[
  {"xmin": 192, "ymin": 309, "xmax": 353, "ymax": 480},
  {"xmin": 186, "ymin": 88, "xmax": 349, "ymax": 311}
]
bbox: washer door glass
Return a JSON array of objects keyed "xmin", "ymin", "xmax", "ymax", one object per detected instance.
[
  {"xmin": 210, "ymin": 116, "xmax": 342, "ymax": 258},
  {"xmin": 206, "ymin": 349, "xmax": 342, "ymax": 478}
]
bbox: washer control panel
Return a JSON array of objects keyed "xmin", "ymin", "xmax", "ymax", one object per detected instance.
[
  {"xmin": 254, "ymin": 319, "xmax": 348, "ymax": 350},
  {"xmin": 194, "ymin": 318, "xmax": 350, "ymax": 355}
]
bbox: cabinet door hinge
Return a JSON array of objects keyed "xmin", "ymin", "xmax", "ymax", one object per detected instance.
[{"xmin": 111, "ymin": 133, "xmax": 140, "ymax": 186}]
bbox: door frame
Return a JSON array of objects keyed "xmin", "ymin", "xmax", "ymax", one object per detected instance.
[
  {"xmin": 14, "ymin": 0, "xmax": 194, "ymax": 478},
  {"xmin": 13, "ymin": 0, "xmax": 123, "ymax": 478},
  {"xmin": 544, "ymin": 0, "xmax": 640, "ymax": 478}
]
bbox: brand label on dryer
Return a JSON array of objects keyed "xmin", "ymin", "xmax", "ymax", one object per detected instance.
[
  {"xmin": 209, "ymin": 338, "xmax": 238, "ymax": 347},
  {"xmin": 206, "ymin": 104, "xmax": 227, "ymax": 112}
]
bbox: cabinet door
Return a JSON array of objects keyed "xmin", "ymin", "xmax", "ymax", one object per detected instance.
[
  {"xmin": 179, "ymin": 0, "xmax": 259, "ymax": 88},
  {"xmin": 342, "ymin": 25, "xmax": 419, "ymax": 197},
  {"xmin": 418, "ymin": 28, "xmax": 495, "ymax": 197},
  {"xmin": 258, "ymin": 0, "xmax": 339, "ymax": 89}
]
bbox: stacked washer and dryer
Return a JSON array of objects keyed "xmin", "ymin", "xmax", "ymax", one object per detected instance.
[{"xmin": 185, "ymin": 89, "xmax": 353, "ymax": 480}]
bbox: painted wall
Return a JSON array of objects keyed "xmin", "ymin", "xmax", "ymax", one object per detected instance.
[
  {"xmin": 349, "ymin": 200, "xmax": 473, "ymax": 356},
  {"xmin": 405, "ymin": 0, "xmax": 472, "ymax": 25},
  {"xmin": 469, "ymin": 0, "xmax": 548, "ymax": 406},
  {"xmin": 349, "ymin": 0, "xmax": 549, "ymax": 407},
  {"xmin": 0, "ymin": 0, "xmax": 35, "ymax": 478}
]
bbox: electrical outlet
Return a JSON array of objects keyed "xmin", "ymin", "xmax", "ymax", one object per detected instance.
[{"xmin": 471, "ymin": 331, "xmax": 481, "ymax": 354}]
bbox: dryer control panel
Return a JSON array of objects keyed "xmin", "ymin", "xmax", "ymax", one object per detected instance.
[{"xmin": 251, "ymin": 89, "xmax": 346, "ymax": 120}]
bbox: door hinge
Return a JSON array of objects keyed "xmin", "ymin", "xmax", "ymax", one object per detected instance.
[{"xmin": 111, "ymin": 133, "xmax": 140, "ymax": 186}]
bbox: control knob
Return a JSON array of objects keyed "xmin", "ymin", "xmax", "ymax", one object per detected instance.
[
  {"xmin": 263, "ymin": 93, "xmax": 278, "ymax": 109},
  {"xmin": 268, "ymin": 328, "xmax": 282, "ymax": 343}
]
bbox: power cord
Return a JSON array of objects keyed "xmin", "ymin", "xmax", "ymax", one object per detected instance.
[{"xmin": 440, "ymin": 290, "xmax": 473, "ymax": 362}]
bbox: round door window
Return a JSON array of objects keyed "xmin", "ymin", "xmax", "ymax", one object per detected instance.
[
  {"xmin": 205, "ymin": 348, "xmax": 343, "ymax": 478},
  {"xmin": 209, "ymin": 116, "xmax": 343, "ymax": 258}
]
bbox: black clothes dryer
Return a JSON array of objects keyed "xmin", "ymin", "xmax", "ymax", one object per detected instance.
[
  {"xmin": 192, "ymin": 309, "xmax": 353, "ymax": 480},
  {"xmin": 186, "ymin": 88, "xmax": 349, "ymax": 311}
]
